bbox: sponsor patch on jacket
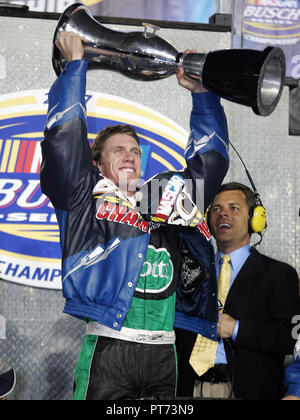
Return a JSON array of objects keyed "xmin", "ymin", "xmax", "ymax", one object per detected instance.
[
  {"xmin": 150, "ymin": 176, "xmax": 211, "ymax": 240},
  {"xmin": 198, "ymin": 219, "xmax": 211, "ymax": 241},
  {"xmin": 95, "ymin": 194, "xmax": 149, "ymax": 233},
  {"xmin": 153, "ymin": 175, "xmax": 185, "ymax": 222},
  {"xmin": 180, "ymin": 241, "xmax": 207, "ymax": 299}
]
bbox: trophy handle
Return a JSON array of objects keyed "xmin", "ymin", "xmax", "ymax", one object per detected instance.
[{"xmin": 142, "ymin": 23, "xmax": 160, "ymax": 38}]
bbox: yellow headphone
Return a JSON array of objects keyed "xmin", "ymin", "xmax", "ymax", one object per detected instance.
[{"xmin": 250, "ymin": 200, "xmax": 267, "ymax": 234}]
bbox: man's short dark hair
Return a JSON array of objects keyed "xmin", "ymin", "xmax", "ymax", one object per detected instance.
[
  {"xmin": 91, "ymin": 125, "xmax": 140, "ymax": 164},
  {"xmin": 214, "ymin": 182, "xmax": 256, "ymax": 211}
]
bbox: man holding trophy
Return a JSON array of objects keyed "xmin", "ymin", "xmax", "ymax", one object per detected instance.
[
  {"xmin": 40, "ymin": 3, "xmax": 285, "ymax": 401},
  {"xmin": 41, "ymin": 26, "xmax": 229, "ymax": 399}
]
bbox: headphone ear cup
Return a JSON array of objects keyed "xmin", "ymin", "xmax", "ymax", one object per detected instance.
[{"xmin": 250, "ymin": 205, "xmax": 267, "ymax": 233}]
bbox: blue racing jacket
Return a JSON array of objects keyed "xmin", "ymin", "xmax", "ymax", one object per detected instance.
[
  {"xmin": 40, "ymin": 60, "xmax": 229, "ymax": 340},
  {"xmin": 285, "ymin": 338, "xmax": 300, "ymax": 398}
]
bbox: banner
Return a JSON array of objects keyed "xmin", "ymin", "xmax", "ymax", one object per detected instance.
[
  {"xmin": 0, "ymin": 89, "xmax": 188, "ymax": 289},
  {"xmin": 233, "ymin": 0, "xmax": 300, "ymax": 78},
  {"xmin": 2, "ymin": 0, "xmax": 216, "ymax": 23}
]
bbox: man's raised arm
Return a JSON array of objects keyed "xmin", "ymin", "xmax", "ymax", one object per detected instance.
[{"xmin": 40, "ymin": 33, "xmax": 91, "ymax": 210}]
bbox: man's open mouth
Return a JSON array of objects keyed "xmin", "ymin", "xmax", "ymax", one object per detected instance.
[{"xmin": 217, "ymin": 223, "xmax": 232, "ymax": 230}]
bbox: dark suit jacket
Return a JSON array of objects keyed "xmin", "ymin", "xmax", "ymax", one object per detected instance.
[{"xmin": 175, "ymin": 248, "xmax": 300, "ymax": 400}]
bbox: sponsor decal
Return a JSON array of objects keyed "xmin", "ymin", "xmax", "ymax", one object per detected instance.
[
  {"xmin": 152, "ymin": 176, "xmax": 211, "ymax": 240},
  {"xmin": 95, "ymin": 196, "xmax": 149, "ymax": 233},
  {"xmin": 181, "ymin": 241, "xmax": 207, "ymax": 299},
  {"xmin": 154, "ymin": 175, "xmax": 185, "ymax": 222},
  {"xmin": 0, "ymin": 89, "xmax": 188, "ymax": 289},
  {"xmin": 241, "ymin": 0, "xmax": 300, "ymax": 77},
  {"xmin": 198, "ymin": 219, "xmax": 211, "ymax": 241},
  {"xmin": 135, "ymin": 245, "xmax": 174, "ymax": 296}
]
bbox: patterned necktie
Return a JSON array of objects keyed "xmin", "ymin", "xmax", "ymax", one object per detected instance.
[{"xmin": 189, "ymin": 254, "xmax": 231, "ymax": 377}]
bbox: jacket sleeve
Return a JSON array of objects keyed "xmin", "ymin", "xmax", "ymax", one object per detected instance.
[
  {"xmin": 285, "ymin": 339, "xmax": 300, "ymax": 398},
  {"xmin": 183, "ymin": 92, "xmax": 229, "ymax": 210},
  {"xmin": 40, "ymin": 60, "xmax": 92, "ymax": 210}
]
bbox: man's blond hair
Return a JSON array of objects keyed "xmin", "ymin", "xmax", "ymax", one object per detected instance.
[{"xmin": 92, "ymin": 125, "xmax": 140, "ymax": 163}]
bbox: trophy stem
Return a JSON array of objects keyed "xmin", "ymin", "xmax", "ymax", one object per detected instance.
[{"xmin": 180, "ymin": 53, "xmax": 208, "ymax": 83}]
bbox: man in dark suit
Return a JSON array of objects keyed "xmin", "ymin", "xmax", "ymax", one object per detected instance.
[{"xmin": 176, "ymin": 182, "xmax": 300, "ymax": 400}]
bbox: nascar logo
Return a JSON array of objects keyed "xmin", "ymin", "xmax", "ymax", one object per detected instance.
[
  {"xmin": 0, "ymin": 89, "xmax": 188, "ymax": 289},
  {"xmin": 155, "ymin": 175, "xmax": 185, "ymax": 222}
]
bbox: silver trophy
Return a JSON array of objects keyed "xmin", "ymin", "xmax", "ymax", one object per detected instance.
[{"xmin": 52, "ymin": 3, "xmax": 286, "ymax": 116}]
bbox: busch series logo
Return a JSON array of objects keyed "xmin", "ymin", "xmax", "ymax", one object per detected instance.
[
  {"xmin": 0, "ymin": 90, "xmax": 188, "ymax": 289},
  {"xmin": 245, "ymin": 1, "xmax": 300, "ymax": 22},
  {"xmin": 243, "ymin": 0, "xmax": 300, "ymax": 77}
]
